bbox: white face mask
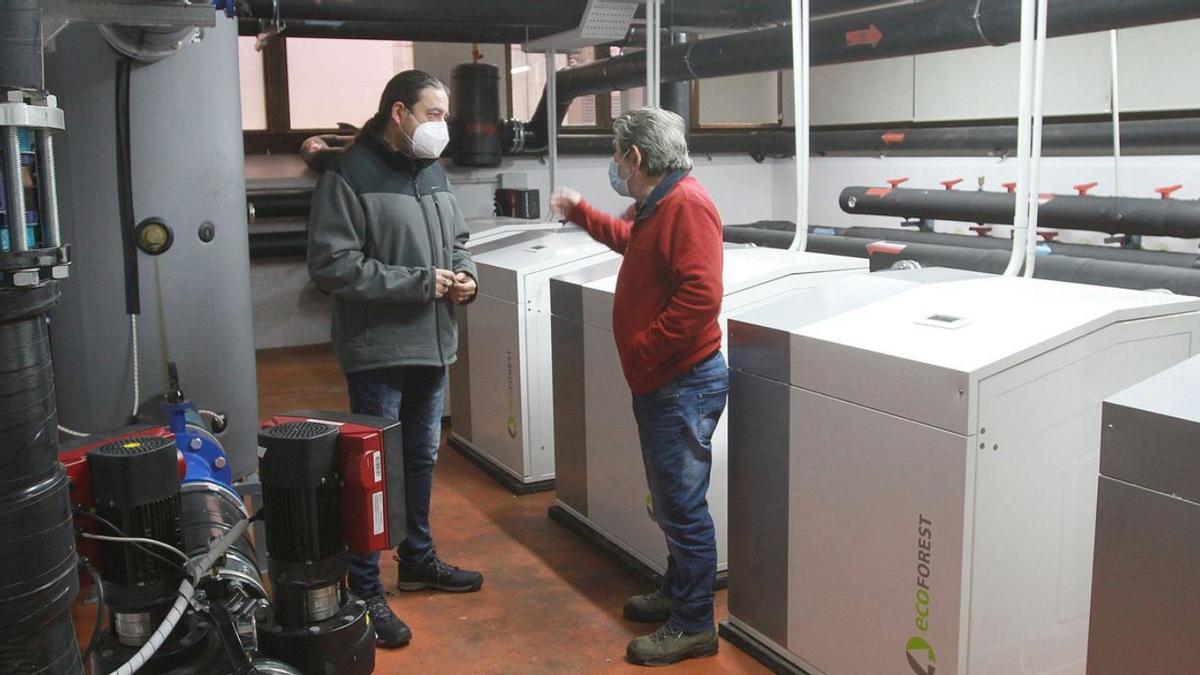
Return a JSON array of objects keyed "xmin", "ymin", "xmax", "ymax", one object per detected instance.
[{"xmin": 403, "ymin": 113, "xmax": 450, "ymax": 158}]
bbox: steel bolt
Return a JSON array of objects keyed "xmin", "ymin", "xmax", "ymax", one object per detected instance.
[{"xmin": 190, "ymin": 437, "xmax": 203, "ymax": 450}]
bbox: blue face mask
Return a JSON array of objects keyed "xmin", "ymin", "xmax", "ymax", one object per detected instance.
[{"xmin": 608, "ymin": 150, "xmax": 632, "ymax": 197}]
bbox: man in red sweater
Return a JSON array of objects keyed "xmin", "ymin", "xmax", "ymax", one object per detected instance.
[{"xmin": 552, "ymin": 107, "xmax": 727, "ymax": 666}]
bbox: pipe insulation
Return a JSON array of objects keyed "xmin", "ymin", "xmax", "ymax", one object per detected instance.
[
  {"xmin": 840, "ymin": 186, "xmax": 1200, "ymax": 239},
  {"xmin": 0, "ymin": 0, "xmax": 43, "ymax": 91},
  {"xmin": 868, "ymin": 241, "xmax": 1200, "ymax": 296},
  {"xmin": 518, "ymin": 0, "xmax": 1200, "ymax": 150},
  {"xmin": 0, "ymin": 284, "xmax": 82, "ymax": 675}
]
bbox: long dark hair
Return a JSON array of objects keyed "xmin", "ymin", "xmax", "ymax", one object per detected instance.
[{"xmin": 359, "ymin": 69, "xmax": 447, "ymax": 139}]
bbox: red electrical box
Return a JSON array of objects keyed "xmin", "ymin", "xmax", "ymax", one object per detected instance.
[{"xmin": 265, "ymin": 411, "xmax": 405, "ymax": 554}]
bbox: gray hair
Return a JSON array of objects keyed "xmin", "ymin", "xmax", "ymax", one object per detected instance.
[{"xmin": 613, "ymin": 107, "xmax": 693, "ymax": 176}]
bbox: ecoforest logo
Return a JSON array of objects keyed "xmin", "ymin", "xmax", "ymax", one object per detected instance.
[{"xmin": 907, "ymin": 514, "xmax": 937, "ymax": 675}]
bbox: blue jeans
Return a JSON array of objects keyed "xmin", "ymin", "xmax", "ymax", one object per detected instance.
[
  {"xmin": 631, "ymin": 351, "xmax": 729, "ymax": 634},
  {"xmin": 344, "ymin": 365, "xmax": 446, "ymax": 598}
]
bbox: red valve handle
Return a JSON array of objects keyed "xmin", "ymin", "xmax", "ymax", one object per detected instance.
[
  {"xmin": 941, "ymin": 178, "xmax": 964, "ymax": 190},
  {"xmin": 886, "ymin": 177, "xmax": 910, "ymax": 189},
  {"xmin": 969, "ymin": 226, "xmax": 993, "ymax": 236},
  {"xmin": 1002, "ymin": 182, "xmax": 1017, "ymax": 193},
  {"xmin": 1073, "ymin": 181, "xmax": 1099, "ymax": 196},
  {"xmin": 1156, "ymin": 184, "xmax": 1183, "ymax": 199},
  {"xmin": 1038, "ymin": 231, "xmax": 1060, "ymax": 242}
]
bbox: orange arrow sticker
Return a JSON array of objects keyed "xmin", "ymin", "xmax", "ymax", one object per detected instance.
[
  {"xmin": 846, "ymin": 24, "xmax": 884, "ymax": 48},
  {"xmin": 866, "ymin": 188, "xmax": 893, "ymax": 197},
  {"xmin": 881, "ymin": 131, "xmax": 906, "ymax": 145}
]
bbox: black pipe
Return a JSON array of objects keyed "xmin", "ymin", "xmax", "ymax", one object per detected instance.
[
  {"xmin": 0, "ymin": 283, "xmax": 82, "ymax": 675},
  {"xmin": 868, "ymin": 241, "xmax": 1200, "ymax": 296},
  {"xmin": 519, "ymin": 0, "xmax": 1200, "ymax": 151},
  {"xmin": 0, "ymin": 0, "xmax": 42, "ymax": 91},
  {"xmin": 242, "ymin": 0, "xmax": 589, "ymax": 25},
  {"xmin": 723, "ymin": 226, "xmax": 876, "ymax": 258},
  {"xmin": 237, "ymin": 18, "xmax": 561, "ymax": 44},
  {"xmin": 841, "ymin": 186, "xmax": 1200, "ymax": 239},
  {"xmin": 249, "ymin": 230, "xmax": 308, "ymax": 258},
  {"xmin": 811, "ymin": 118, "xmax": 1200, "ymax": 157},
  {"xmin": 247, "ymin": 191, "xmax": 313, "ymax": 222},
  {"xmin": 839, "ymin": 226, "xmax": 1200, "ymax": 269}
]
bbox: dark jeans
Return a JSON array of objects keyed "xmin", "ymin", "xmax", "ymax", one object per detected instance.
[
  {"xmin": 344, "ymin": 365, "xmax": 446, "ymax": 598},
  {"xmin": 631, "ymin": 351, "xmax": 729, "ymax": 634}
]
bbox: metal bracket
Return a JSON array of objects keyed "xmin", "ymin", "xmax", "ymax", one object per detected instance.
[{"xmin": 42, "ymin": 0, "xmax": 217, "ymax": 45}]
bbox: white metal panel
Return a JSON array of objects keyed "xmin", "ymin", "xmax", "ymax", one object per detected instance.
[
  {"xmin": 967, "ymin": 316, "xmax": 1198, "ymax": 675},
  {"xmin": 913, "ymin": 33, "xmax": 1110, "ymax": 122},
  {"xmin": 786, "ymin": 387, "xmax": 970, "ymax": 675},
  {"xmin": 462, "ymin": 291, "xmax": 527, "ymax": 476},
  {"xmin": 1117, "ymin": 20, "xmax": 1200, "ymax": 113},
  {"xmin": 809, "ymin": 56, "xmax": 915, "ymax": 126}
]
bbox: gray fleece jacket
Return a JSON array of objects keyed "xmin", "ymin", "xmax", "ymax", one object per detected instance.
[{"xmin": 307, "ymin": 133, "xmax": 477, "ymax": 373}]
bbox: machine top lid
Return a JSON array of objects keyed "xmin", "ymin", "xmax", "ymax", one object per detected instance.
[
  {"xmin": 796, "ymin": 276, "xmax": 1200, "ymax": 376},
  {"xmin": 570, "ymin": 247, "xmax": 865, "ymax": 295},
  {"xmin": 1106, "ymin": 353, "xmax": 1200, "ymax": 424},
  {"xmin": 472, "ymin": 227, "xmax": 613, "ymax": 272}
]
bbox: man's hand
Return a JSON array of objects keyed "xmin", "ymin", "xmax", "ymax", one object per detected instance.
[
  {"xmin": 450, "ymin": 271, "xmax": 477, "ymax": 304},
  {"xmin": 551, "ymin": 187, "xmax": 582, "ymax": 220},
  {"xmin": 434, "ymin": 268, "xmax": 456, "ymax": 299}
]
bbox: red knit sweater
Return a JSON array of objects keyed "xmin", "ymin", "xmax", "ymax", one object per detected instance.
[{"xmin": 568, "ymin": 174, "xmax": 724, "ymax": 395}]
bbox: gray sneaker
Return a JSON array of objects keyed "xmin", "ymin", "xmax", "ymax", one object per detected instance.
[
  {"xmin": 623, "ymin": 590, "xmax": 671, "ymax": 623},
  {"xmin": 626, "ymin": 624, "xmax": 718, "ymax": 667}
]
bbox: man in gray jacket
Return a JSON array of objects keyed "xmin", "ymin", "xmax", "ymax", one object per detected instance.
[{"xmin": 307, "ymin": 70, "xmax": 482, "ymax": 649}]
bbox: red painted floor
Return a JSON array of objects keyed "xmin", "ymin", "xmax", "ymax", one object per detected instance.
[{"xmin": 256, "ymin": 344, "xmax": 768, "ymax": 674}]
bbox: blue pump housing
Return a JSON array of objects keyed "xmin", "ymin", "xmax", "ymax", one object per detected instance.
[{"xmin": 167, "ymin": 399, "xmax": 233, "ymax": 489}]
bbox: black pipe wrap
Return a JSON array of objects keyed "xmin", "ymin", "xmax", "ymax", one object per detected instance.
[
  {"xmin": 869, "ymin": 241, "xmax": 1200, "ymax": 296},
  {"xmin": 0, "ymin": 466, "xmax": 78, "ymax": 627},
  {"xmin": 0, "ymin": 278, "xmax": 80, "ymax": 674},
  {"xmin": 839, "ymin": 226, "xmax": 1200, "ymax": 268},
  {"xmin": 248, "ymin": 191, "xmax": 313, "ymax": 220},
  {"xmin": 841, "ymin": 186, "xmax": 1200, "ymax": 238},
  {"xmin": 0, "ymin": 0, "xmax": 43, "ymax": 91},
  {"xmin": 250, "ymin": 231, "xmax": 308, "ymax": 258},
  {"xmin": 522, "ymin": 0, "xmax": 1200, "ymax": 149}
]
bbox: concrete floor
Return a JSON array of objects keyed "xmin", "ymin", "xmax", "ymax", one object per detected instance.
[{"xmin": 256, "ymin": 344, "xmax": 769, "ymax": 674}]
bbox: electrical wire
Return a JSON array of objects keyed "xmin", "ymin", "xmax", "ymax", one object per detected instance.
[
  {"xmin": 73, "ymin": 509, "xmax": 186, "ymax": 572},
  {"xmin": 59, "ymin": 425, "xmax": 90, "ymax": 437},
  {"xmin": 80, "ymin": 559, "xmax": 106, "ymax": 666},
  {"xmin": 80, "ymin": 533, "xmax": 190, "ymax": 567},
  {"xmin": 108, "ymin": 516, "xmax": 250, "ymax": 675},
  {"xmin": 130, "ymin": 314, "xmax": 140, "ymax": 420}
]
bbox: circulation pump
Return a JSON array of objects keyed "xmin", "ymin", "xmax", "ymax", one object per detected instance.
[{"xmin": 256, "ymin": 421, "xmax": 375, "ymax": 675}]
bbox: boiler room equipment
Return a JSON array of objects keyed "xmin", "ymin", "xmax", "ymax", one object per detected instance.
[
  {"xmin": 1087, "ymin": 354, "xmax": 1200, "ymax": 675},
  {"xmin": 721, "ymin": 276, "xmax": 1200, "ymax": 675},
  {"xmin": 256, "ymin": 410, "xmax": 406, "ymax": 675},
  {"xmin": 449, "ymin": 225, "xmax": 618, "ymax": 492},
  {"xmin": 548, "ymin": 247, "xmax": 867, "ymax": 581}
]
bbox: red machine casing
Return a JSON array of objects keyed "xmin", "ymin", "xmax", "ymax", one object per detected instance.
[
  {"xmin": 58, "ymin": 426, "xmax": 179, "ymax": 584},
  {"xmin": 266, "ymin": 411, "xmax": 405, "ymax": 554}
]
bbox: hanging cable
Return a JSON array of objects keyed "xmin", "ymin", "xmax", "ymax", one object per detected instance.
[
  {"xmin": 1023, "ymin": 0, "xmax": 1050, "ymax": 278},
  {"xmin": 80, "ymin": 559, "xmax": 107, "ymax": 665},
  {"xmin": 80, "ymin": 533, "xmax": 190, "ymax": 567},
  {"xmin": 74, "ymin": 509, "xmax": 185, "ymax": 572},
  {"xmin": 1003, "ymin": 0, "xmax": 1038, "ymax": 276},
  {"xmin": 129, "ymin": 314, "xmax": 140, "ymax": 420}
]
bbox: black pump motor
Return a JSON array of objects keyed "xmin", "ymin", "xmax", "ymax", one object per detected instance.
[
  {"xmin": 257, "ymin": 421, "xmax": 374, "ymax": 675},
  {"xmin": 88, "ymin": 436, "xmax": 184, "ymax": 646}
]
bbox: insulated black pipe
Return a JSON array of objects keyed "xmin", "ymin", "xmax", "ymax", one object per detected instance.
[
  {"xmin": 723, "ymin": 226, "xmax": 876, "ymax": 258},
  {"xmin": 249, "ymin": 230, "xmax": 308, "ymax": 258},
  {"xmin": 839, "ymin": 226, "xmax": 1200, "ymax": 269},
  {"xmin": 868, "ymin": 241, "xmax": 1200, "ymax": 296},
  {"xmin": 524, "ymin": 117, "xmax": 1200, "ymax": 158},
  {"xmin": 247, "ymin": 191, "xmax": 313, "ymax": 222},
  {"xmin": 236, "ymin": 18, "xmax": 561, "ymax": 44},
  {"xmin": 841, "ymin": 186, "xmax": 1200, "ymax": 239},
  {"xmin": 520, "ymin": 0, "xmax": 1200, "ymax": 151},
  {"xmin": 0, "ymin": 0, "xmax": 43, "ymax": 91},
  {"xmin": 811, "ymin": 118, "xmax": 1200, "ymax": 157},
  {"xmin": 242, "ymin": 0, "xmax": 589, "ymax": 26},
  {"xmin": 0, "ymin": 283, "xmax": 82, "ymax": 675}
]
